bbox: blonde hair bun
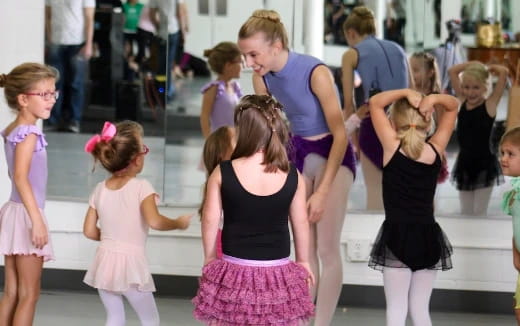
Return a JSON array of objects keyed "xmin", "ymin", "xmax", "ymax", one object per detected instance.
[{"xmin": 251, "ymin": 9, "xmax": 281, "ymax": 23}]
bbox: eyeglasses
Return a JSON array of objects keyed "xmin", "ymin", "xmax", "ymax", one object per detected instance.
[{"xmin": 24, "ymin": 91, "xmax": 60, "ymax": 101}]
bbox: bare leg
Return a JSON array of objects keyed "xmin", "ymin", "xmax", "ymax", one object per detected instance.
[
  {"xmin": 0, "ymin": 256, "xmax": 18, "ymax": 326},
  {"xmin": 12, "ymin": 255, "xmax": 43, "ymax": 326},
  {"xmin": 473, "ymin": 186, "xmax": 493, "ymax": 216},
  {"xmin": 360, "ymin": 151, "xmax": 383, "ymax": 211},
  {"xmin": 302, "ymin": 154, "xmax": 353, "ymax": 326}
]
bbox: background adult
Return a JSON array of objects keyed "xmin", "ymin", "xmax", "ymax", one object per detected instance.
[
  {"xmin": 45, "ymin": 0, "xmax": 95, "ymax": 133},
  {"xmin": 341, "ymin": 6, "xmax": 409, "ymax": 210}
]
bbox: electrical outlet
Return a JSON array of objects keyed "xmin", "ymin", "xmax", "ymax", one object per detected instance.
[{"xmin": 345, "ymin": 239, "xmax": 372, "ymax": 262}]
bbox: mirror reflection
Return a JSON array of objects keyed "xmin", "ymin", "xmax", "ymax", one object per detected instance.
[
  {"xmin": 43, "ymin": 0, "xmax": 520, "ymax": 219},
  {"xmin": 45, "ymin": 0, "xmax": 166, "ymax": 200}
]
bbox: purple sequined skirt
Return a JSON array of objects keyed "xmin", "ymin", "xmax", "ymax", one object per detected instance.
[
  {"xmin": 192, "ymin": 255, "xmax": 314, "ymax": 325},
  {"xmin": 289, "ymin": 134, "xmax": 356, "ymax": 178},
  {"xmin": 359, "ymin": 116, "xmax": 383, "ymax": 170}
]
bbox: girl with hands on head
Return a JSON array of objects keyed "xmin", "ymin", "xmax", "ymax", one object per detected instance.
[
  {"xmin": 238, "ymin": 10, "xmax": 355, "ymax": 325},
  {"xmin": 448, "ymin": 61, "xmax": 509, "ymax": 215},
  {"xmin": 0, "ymin": 62, "xmax": 57, "ymax": 326},
  {"xmin": 368, "ymin": 88, "xmax": 459, "ymax": 326}
]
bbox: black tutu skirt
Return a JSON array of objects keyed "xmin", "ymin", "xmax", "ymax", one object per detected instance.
[
  {"xmin": 451, "ymin": 151, "xmax": 503, "ymax": 191},
  {"xmin": 369, "ymin": 220, "xmax": 453, "ymax": 272}
]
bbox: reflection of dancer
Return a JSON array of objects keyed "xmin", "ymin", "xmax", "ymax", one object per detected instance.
[
  {"xmin": 499, "ymin": 127, "xmax": 520, "ymax": 325},
  {"xmin": 448, "ymin": 61, "xmax": 508, "ymax": 215},
  {"xmin": 200, "ymin": 42, "xmax": 243, "ymax": 139},
  {"xmin": 83, "ymin": 121, "xmax": 191, "ymax": 325},
  {"xmin": 0, "ymin": 63, "xmax": 57, "ymax": 325},
  {"xmin": 193, "ymin": 95, "xmax": 315, "ymax": 325},
  {"xmin": 199, "ymin": 126, "xmax": 236, "ymax": 258},
  {"xmin": 342, "ymin": 6, "xmax": 409, "ymax": 211},
  {"xmin": 369, "ymin": 88, "xmax": 458, "ymax": 326},
  {"xmin": 238, "ymin": 10, "xmax": 354, "ymax": 326}
]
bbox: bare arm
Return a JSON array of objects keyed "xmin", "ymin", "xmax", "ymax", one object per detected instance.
[
  {"xmin": 149, "ymin": 7, "xmax": 160, "ymax": 31},
  {"xmin": 80, "ymin": 6, "xmax": 95, "ymax": 59},
  {"xmin": 485, "ymin": 64, "xmax": 509, "ymax": 117},
  {"xmin": 201, "ymin": 167, "xmax": 223, "ymax": 265},
  {"xmin": 308, "ymin": 65, "xmax": 347, "ymax": 222},
  {"xmin": 424, "ymin": 94, "xmax": 459, "ymax": 152},
  {"xmin": 448, "ymin": 60, "xmax": 481, "ymax": 98},
  {"xmin": 252, "ymin": 73, "xmax": 269, "ymax": 95},
  {"xmin": 83, "ymin": 207, "xmax": 100, "ymax": 241},
  {"xmin": 141, "ymin": 194, "xmax": 191, "ymax": 230},
  {"xmin": 341, "ymin": 49, "xmax": 358, "ymax": 118},
  {"xmin": 177, "ymin": 2, "xmax": 189, "ymax": 34},
  {"xmin": 369, "ymin": 89, "xmax": 421, "ymax": 157},
  {"xmin": 289, "ymin": 172, "xmax": 314, "ymax": 286},
  {"xmin": 13, "ymin": 134, "xmax": 47, "ymax": 249},
  {"xmin": 200, "ymin": 85, "xmax": 217, "ymax": 138}
]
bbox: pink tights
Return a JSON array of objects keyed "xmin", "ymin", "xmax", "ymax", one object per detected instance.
[
  {"xmin": 98, "ymin": 288, "xmax": 160, "ymax": 326},
  {"xmin": 302, "ymin": 154, "xmax": 353, "ymax": 326},
  {"xmin": 383, "ymin": 268, "xmax": 437, "ymax": 326}
]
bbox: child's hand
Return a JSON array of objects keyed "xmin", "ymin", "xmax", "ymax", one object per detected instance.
[
  {"xmin": 176, "ymin": 213, "xmax": 193, "ymax": 230},
  {"xmin": 406, "ymin": 89, "xmax": 422, "ymax": 108},
  {"xmin": 297, "ymin": 261, "xmax": 315, "ymax": 288},
  {"xmin": 31, "ymin": 220, "xmax": 48, "ymax": 249},
  {"xmin": 418, "ymin": 95, "xmax": 435, "ymax": 121}
]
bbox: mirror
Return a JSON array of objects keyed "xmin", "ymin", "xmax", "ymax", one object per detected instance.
[
  {"xmin": 44, "ymin": 0, "xmax": 517, "ymax": 220},
  {"xmin": 46, "ymin": 1, "xmax": 167, "ymax": 201}
]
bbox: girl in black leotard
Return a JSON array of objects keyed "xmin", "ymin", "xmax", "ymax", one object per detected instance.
[
  {"xmin": 368, "ymin": 88, "xmax": 459, "ymax": 326},
  {"xmin": 448, "ymin": 61, "xmax": 509, "ymax": 215}
]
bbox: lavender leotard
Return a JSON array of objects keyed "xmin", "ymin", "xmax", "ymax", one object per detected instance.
[
  {"xmin": 263, "ymin": 51, "xmax": 356, "ymax": 176},
  {"xmin": 200, "ymin": 80, "xmax": 242, "ymax": 131},
  {"xmin": 2, "ymin": 125, "xmax": 48, "ymax": 209},
  {"xmin": 355, "ymin": 36, "xmax": 409, "ymax": 169}
]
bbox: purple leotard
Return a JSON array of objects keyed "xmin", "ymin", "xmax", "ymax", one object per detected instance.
[{"xmin": 200, "ymin": 80, "xmax": 242, "ymax": 131}]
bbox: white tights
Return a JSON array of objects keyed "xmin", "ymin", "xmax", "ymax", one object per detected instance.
[
  {"xmin": 459, "ymin": 186, "xmax": 493, "ymax": 216},
  {"xmin": 98, "ymin": 288, "xmax": 160, "ymax": 326},
  {"xmin": 383, "ymin": 268, "xmax": 437, "ymax": 326},
  {"xmin": 303, "ymin": 154, "xmax": 354, "ymax": 326}
]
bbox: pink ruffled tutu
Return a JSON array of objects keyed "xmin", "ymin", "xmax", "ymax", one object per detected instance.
[
  {"xmin": 0, "ymin": 201, "xmax": 54, "ymax": 261},
  {"xmin": 193, "ymin": 255, "xmax": 314, "ymax": 325},
  {"xmin": 83, "ymin": 239, "xmax": 155, "ymax": 292}
]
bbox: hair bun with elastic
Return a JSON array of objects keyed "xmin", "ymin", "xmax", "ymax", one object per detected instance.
[{"xmin": 252, "ymin": 10, "xmax": 281, "ymax": 23}]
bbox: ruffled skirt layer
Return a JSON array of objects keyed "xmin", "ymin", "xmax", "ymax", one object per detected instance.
[
  {"xmin": 193, "ymin": 255, "xmax": 314, "ymax": 325},
  {"xmin": 83, "ymin": 239, "xmax": 155, "ymax": 292},
  {"xmin": 0, "ymin": 201, "xmax": 54, "ymax": 261}
]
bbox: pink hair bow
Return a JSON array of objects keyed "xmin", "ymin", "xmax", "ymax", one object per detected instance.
[{"xmin": 84, "ymin": 121, "xmax": 117, "ymax": 153}]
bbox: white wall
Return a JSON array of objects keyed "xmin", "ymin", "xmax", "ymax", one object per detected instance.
[{"xmin": 0, "ymin": 0, "xmax": 45, "ymax": 203}]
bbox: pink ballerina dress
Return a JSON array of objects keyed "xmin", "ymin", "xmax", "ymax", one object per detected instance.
[
  {"xmin": 83, "ymin": 178, "xmax": 158, "ymax": 292},
  {"xmin": 0, "ymin": 124, "xmax": 54, "ymax": 261}
]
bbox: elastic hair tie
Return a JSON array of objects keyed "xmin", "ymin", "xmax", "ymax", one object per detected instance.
[{"xmin": 409, "ymin": 124, "xmax": 417, "ymax": 129}]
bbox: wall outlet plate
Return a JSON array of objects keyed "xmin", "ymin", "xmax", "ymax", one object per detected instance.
[{"xmin": 345, "ymin": 239, "xmax": 372, "ymax": 262}]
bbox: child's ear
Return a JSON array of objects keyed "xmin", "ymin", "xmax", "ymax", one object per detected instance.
[{"xmin": 17, "ymin": 94, "xmax": 29, "ymax": 109}]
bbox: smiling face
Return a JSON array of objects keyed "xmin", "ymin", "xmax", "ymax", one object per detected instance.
[
  {"xmin": 19, "ymin": 78, "xmax": 57, "ymax": 121},
  {"xmin": 500, "ymin": 141, "xmax": 520, "ymax": 177},
  {"xmin": 238, "ymin": 32, "xmax": 279, "ymax": 75},
  {"xmin": 461, "ymin": 74, "xmax": 487, "ymax": 106}
]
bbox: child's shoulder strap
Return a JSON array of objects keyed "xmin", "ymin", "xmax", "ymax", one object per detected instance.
[{"xmin": 5, "ymin": 124, "xmax": 47, "ymax": 151}]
